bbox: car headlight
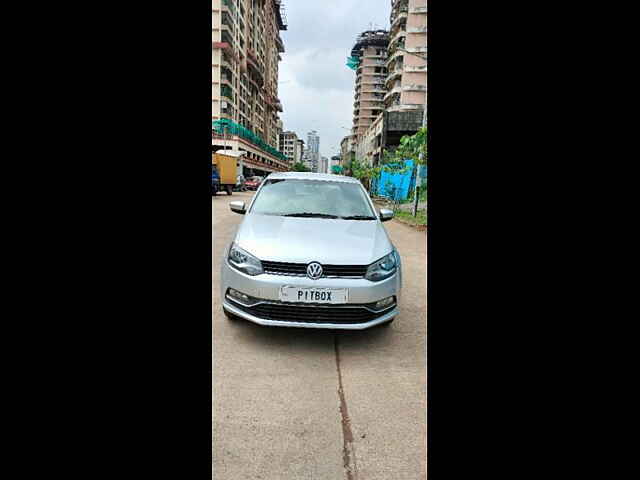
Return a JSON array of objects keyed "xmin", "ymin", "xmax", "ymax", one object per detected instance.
[
  {"xmin": 227, "ymin": 243, "xmax": 263, "ymax": 276},
  {"xmin": 365, "ymin": 250, "xmax": 397, "ymax": 282}
]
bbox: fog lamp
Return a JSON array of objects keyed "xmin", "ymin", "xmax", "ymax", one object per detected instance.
[
  {"xmin": 228, "ymin": 288, "xmax": 251, "ymax": 304},
  {"xmin": 375, "ymin": 296, "xmax": 395, "ymax": 310}
]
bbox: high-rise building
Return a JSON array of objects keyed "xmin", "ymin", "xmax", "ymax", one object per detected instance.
[
  {"xmin": 385, "ymin": 0, "xmax": 427, "ymax": 115},
  {"xmin": 350, "ymin": 30, "xmax": 390, "ymax": 140},
  {"xmin": 278, "ymin": 130, "xmax": 298, "ymax": 165},
  {"xmin": 296, "ymin": 138, "xmax": 305, "ymax": 163},
  {"xmin": 212, "ymin": 0, "xmax": 289, "ymax": 176},
  {"xmin": 320, "ymin": 156, "xmax": 329, "ymax": 174},
  {"xmin": 306, "ymin": 130, "xmax": 320, "ymax": 172},
  {"xmin": 302, "ymin": 148, "xmax": 313, "ymax": 171},
  {"xmin": 349, "ymin": 0, "xmax": 426, "ymax": 166}
]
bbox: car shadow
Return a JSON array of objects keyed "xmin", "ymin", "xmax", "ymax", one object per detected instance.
[{"xmin": 222, "ymin": 314, "xmax": 394, "ymax": 353}]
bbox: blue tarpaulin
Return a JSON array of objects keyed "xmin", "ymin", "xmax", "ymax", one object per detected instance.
[{"xmin": 372, "ymin": 160, "xmax": 415, "ymax": 201}]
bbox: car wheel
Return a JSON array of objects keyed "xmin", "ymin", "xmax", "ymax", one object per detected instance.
[{"xmin": 225, "ymin": 185, "xmax": 233, "ymax": 195}]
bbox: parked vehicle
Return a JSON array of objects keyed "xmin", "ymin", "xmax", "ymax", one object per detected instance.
[
  {"xmin": 221, "ymin": 172, "xmax": 401, "ymax": 330},
  {"xmin": 212, "ymin": 153, "xmax": 237, "ymax": 195},
  {"xmin": 244, "ymin": 176, "xmax": 263, "ymax": 191},
  {"xmin": 211, "ymin": 166, "xmax": 220, "ymax": 196}
]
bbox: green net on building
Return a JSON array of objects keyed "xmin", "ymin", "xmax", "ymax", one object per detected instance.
[
  {"xmin": 220, "ymin": 84, "xmax": 234, "ymax": 100},
  {"xmin": 346, "ymin": 56, "xmax": 360, "ymax": 71},
  {"xmin": 212, "ymin": 119, "xmax": 288, "ymax": 162}
]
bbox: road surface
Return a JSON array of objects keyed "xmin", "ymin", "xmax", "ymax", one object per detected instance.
[{"xmin": 212, "ymin": 191, "xmax": 426, "ymax": 479}]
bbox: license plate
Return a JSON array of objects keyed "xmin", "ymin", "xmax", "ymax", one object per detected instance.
[{"xmin": 279, "ymin": 286, "xmax": 348, "ymax": 304}]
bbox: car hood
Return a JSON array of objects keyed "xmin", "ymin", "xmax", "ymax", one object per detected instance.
[{"xmin": 234, "ymin": 213, "xmax": 393, "ymax": 265}]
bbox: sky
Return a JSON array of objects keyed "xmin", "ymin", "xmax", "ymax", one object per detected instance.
[{"xmin": 277, "ymin": 0, "xmax": 391, "ymax": 160}]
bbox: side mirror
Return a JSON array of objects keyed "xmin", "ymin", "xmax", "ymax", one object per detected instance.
[
  {"xmin": 379, "ymin": 209, "xmax": 394, "ymax": 222},
  {"xmin": 230, "ymin": 201, "xmax": 246, "ymax": 214}
]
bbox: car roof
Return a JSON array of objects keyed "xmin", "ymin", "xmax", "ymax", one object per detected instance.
[{"xmin": 265, "ymin": 172, "xmax": 360, "ymax": 184}]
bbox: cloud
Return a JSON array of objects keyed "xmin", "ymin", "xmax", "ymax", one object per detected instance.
[{"xmin": 276, "ymin": 0, "xmax": 391, "ymax": 158}]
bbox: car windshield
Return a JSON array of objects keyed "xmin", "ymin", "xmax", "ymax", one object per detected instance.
[{"xmin": 250, "ymin": 179, "xmax": 376, "ymax": 219}]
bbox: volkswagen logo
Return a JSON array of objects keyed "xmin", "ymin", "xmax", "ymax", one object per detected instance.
[{"xmin": 306, "ymin": 262, "xmax": 323, "ymax": 280}]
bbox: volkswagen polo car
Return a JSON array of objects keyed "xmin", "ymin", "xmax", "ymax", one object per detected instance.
[{"xmin": 220, "ymin": 172, "xmax": 401, "ymax": 329}]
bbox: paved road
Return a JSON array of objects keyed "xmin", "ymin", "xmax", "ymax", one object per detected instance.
[{"xmin": 213, "ymin": 191, "xmax": 426, "ymax": 479}]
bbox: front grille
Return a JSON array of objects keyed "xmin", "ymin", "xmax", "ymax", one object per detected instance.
[
  {"xmin": 228, "ymin": 299, "xmax": 392, "ymax": 324},
  {"xmin": 262, "ymin": 261, "xmax": 368, "ymax": 278}
]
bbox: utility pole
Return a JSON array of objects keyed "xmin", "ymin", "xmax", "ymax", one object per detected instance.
[{"xmin": 412, "ymin": 64, "xmax": 427, "ymax": 217}]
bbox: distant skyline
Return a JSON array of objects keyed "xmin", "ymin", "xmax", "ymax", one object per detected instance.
[{"xmin": 278, "ymin": 0, "xmax": 391, "ymax": 159}]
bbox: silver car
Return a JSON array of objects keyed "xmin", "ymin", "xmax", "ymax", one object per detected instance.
[{"xmin": 220, "ymin": 172, "xmax": 401, "ymax": 330}]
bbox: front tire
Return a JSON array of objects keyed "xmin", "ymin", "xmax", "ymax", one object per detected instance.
[{"xmin": 225, "ymin": 185, "xmax": 233, "ymax": 195}]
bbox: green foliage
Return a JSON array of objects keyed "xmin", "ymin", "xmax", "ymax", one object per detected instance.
[
  {"xmin": 395, "ymin": 209, "xmax": 427, "ymax": 226},
  {"xmin": 383, "ymin": 126, "xmax": 427, "ymax": 166},
  {"xmin": 292, "ymin": 162, "xmax": 310, "ymax": 172}
]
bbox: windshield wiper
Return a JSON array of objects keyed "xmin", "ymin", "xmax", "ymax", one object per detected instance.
[
  {"xmin": 340, "ymin": 215, "xmax": 377, "ymax": 220},
  {"xmin": 283, "ymin": 212, "xmax": 339, "ymax": 219}
]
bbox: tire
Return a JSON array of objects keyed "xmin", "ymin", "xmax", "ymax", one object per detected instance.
[{"xmin": 225, "ymin": 185, "xmax": 233, "ymax": 195}]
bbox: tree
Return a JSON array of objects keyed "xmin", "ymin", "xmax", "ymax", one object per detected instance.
[
  {"xmin": 384, "ymin": 127, "xmax": 426, "ymax": 167},
  {"xmin": 291, "ymin": 162, "xmax": 310, "ymax": 172},
  {"xmin": 348, "ymin": 158, "xmax": 381, "ymax": 192}
]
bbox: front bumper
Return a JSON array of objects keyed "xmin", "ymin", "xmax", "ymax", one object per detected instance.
[
  {"xmin": 223, "ymin": 298, "xmax": 398, "ymax": 330},
  {"xmin": 220, "ymin": 259, "xmax": 401, "ymax": 330}
]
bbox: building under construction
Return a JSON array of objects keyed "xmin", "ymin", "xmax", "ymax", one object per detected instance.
[
  {"xmin": 349, "ymin": 30, "xmax": 390, "ymax": 141},
  {"xmin": 342, "ymin": 0, "xmax": 427, "ymax": 167}
]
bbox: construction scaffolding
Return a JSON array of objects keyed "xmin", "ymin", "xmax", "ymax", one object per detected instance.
[
  {"xmin": 350, "ymin": 29, "xmax": 389, "ymax": 58},
  {"xmin": 212, "ymin": 119, "xmax": 288, "ymax": 162},
  {"xmin": 347, "ymin": 30, "xmax": 388, "ymax": 70},
  {"xmin": 346, "ymin": 56, "xmax": 360, "ymax": 71}
]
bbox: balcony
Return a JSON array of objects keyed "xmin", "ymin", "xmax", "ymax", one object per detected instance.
[
  {"xmin": 408, "ymin": 26, "xmax": 427, "ymax": 34},
  {"xmin": 387, "ymin": 103, "xmax": 423, "ymax": 113},
  {"xmin": 390, "ymin": 9, "xmax": 408, "ymax": 29},
  {"xmin": 221, "ymin": 0, "xmax": 236, "ymax": 15},
  {"xmin": 406, "ymin": 46, "xmax": 427, "ymax": 54},
  {"xmin": 389, "ymin": 30, "xmax": 407, "ymax": 49},
  {"xmin": 219, "ymin": 53, "xmax": 234, "ymax": 69},
  {"xmin": 221, "ymin": 12, "xmax": 234, "ymax": 34},
  {"xmin": 385, "ymin": 68, "xmax": 403, "ymax": 85},
  {"xmin": 361, "ymin": 86, "xmax": 386, "ymax": 94},
  {"xmin": 386, "ymin": 47, "xmax": 404, "ymax": 66},
  {"xmin": 403, "ymin": 84, "xmax": 426, "ymax": 92},
  {"xmin": 383, "ymin": 85, "xmax": 402, "ymax": 101},
  {"xmin": 362, "ymin": 53, "xmax": 387, "ymax": 60}
]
